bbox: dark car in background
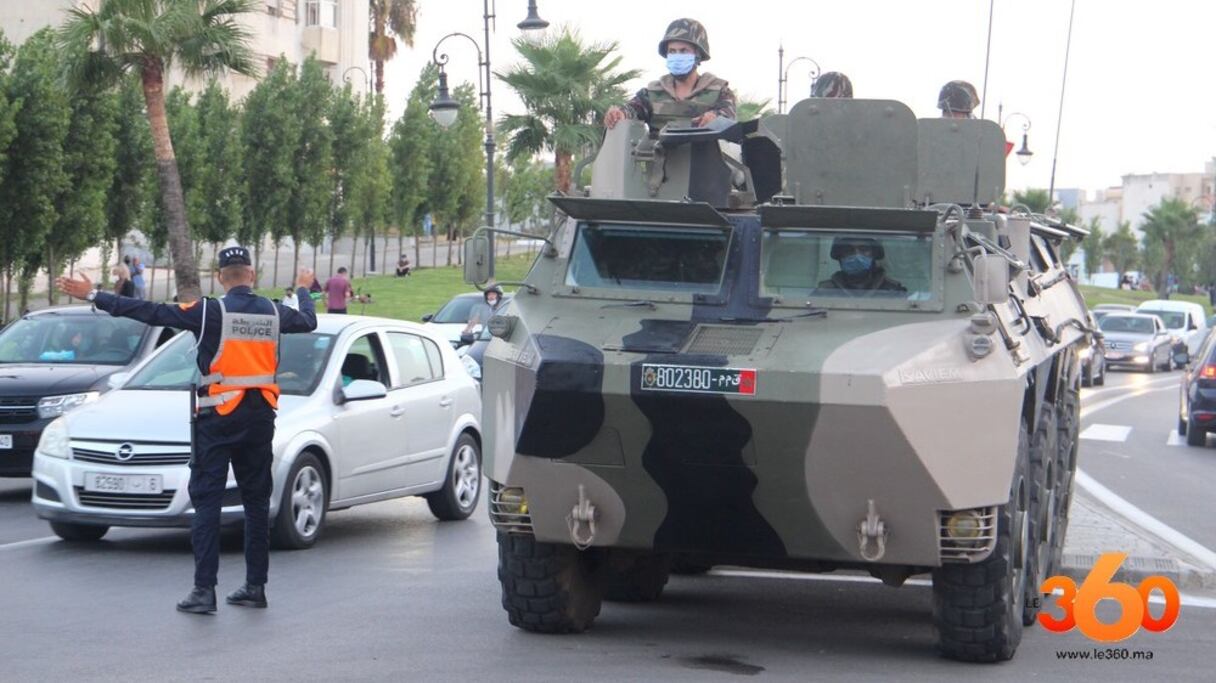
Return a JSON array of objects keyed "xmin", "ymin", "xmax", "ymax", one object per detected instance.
[
  {"xmin": 1180, "ymin": 330, "xmax": 1216, "ymax": 447},
  {"xmin": 1081, "ymin": 311, "xmax": 1106, "ymax": 386},
  {"xmin": 0, "ymin": 307, "xmax": 171, "ymax": 476}
]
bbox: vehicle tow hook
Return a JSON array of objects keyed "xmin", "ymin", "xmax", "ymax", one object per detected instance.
[
  {"xmin": 567, "ymin": 484, "xmax": 598, "ymax": 550},
  {"xmin": 857, "ymin": 499, "xmax": 888, "ymax": 562}
]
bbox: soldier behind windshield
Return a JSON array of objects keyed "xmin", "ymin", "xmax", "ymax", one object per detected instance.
[
  {"xmin": 603, "ymin": 18, "xmax": 736, "ymax": 131},
  {"xmin": 818, "ymin": 237, "xmax": 907, "ymax": 293}
]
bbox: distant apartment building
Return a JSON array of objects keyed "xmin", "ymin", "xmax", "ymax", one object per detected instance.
[
  {"xmin": 1120, "ymin": 171, "xmax": 1212, "ymax": 232},
  {"xmin": 1077, "ymin": 187, "xmax": 1122, "ymax": 232},
  {"xmin": 0, "ymin": 0, "xmax": 370, "ymax": 100}
]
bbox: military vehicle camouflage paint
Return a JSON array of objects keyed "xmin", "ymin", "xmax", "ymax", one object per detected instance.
[{"xmin": 476, "ymin": 98, "xmax": 1091, "ymax": 662}]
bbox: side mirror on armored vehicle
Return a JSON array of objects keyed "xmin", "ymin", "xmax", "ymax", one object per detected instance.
[
  {"xmin": 972, "ymin": 254, "xmax": 1011, "ymax": 305},
  {"xmin": 464, "ymin": 234, "xmax": 491, "ymax": 285}
]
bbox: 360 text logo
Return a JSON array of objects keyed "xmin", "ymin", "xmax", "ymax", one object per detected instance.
[{"xmin": 1039, "ymin": 552, "xmax": 1180, "ymax": 642}]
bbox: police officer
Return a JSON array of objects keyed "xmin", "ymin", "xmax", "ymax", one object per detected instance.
[
  {"xmin": 938, "ymin": 80, "xmax": 980, "ymax": 119},
  {"xmin": 57, "ymin": 247, "xmax": 318, "ymax": 614},
  {"xmin": 818, "ymin": 237, "xmax": 907, "ymax": 293},
  {"xmin": 604, "ymin": 18, "xmax": 736, "ymax": 131}
]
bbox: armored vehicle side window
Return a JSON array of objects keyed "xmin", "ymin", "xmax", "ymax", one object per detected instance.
[
  {"xmin": 565, "ymin": 222, "xmax": 730, "ymax": 293},
  {"xmin": 760, "ymin": 230, "xmax": 935, "ymax": 304}
]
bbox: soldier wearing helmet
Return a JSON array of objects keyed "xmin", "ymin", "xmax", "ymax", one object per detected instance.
[
  {"xmin": 938, "ymin": 80, "xmax": 979, "ymax": 119},
  {"xmin": 818, "ymin": 236, "xmax": 906, "ymax": 293},
  {"xmin": 604, "ymin": 18, "xmax": 737, "ymax": 132},
  {"xmin": 812, "ymin": 72, "xmax": 854, "ymax": 99}
]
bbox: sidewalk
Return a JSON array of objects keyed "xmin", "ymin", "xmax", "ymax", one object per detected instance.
[{"xmin": 1061, "ymin": 487, "xmax": 1216, "ymax": 593}]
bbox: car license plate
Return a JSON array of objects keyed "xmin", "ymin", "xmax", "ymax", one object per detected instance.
[
  {"xmin": 1106, "ymin": 352, "xmax": 1125, "ymax": 361},
  {"xmin": 640, "ymin": 364, "xmax": 757, "ymax": 395},
  {"xmin": 0, "ymin": 434, "xmax": 11, "ymax": 449},
  {"xmin": 84, "ymin": 472, "xmax": 163, "ymax": 494}
]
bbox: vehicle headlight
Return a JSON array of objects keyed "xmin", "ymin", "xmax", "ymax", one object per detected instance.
[
  {"xmin": 37, "ymin": 392, "xmax": 99, "ymax": 419},
  {"xmin": 37, "ymin": 418, "xmax": 71, "ymax": 459},
  {"xmin": 1133, "ymin": 342, "xmax": 1149, "ymax": 352},
  {"xmin": 461, "ymin": 353, "xmax": 482, "ymax": 381},
  {"xmin": 1078, "ymin": 347, "xmax": 1093, "ymax": 360}
]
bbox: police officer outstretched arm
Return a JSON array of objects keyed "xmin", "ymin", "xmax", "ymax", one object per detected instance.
[{"xmin": 57, "ymin": 247, "xmax": 318, "ymax": 615}]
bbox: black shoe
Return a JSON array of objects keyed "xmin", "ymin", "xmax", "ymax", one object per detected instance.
[
  {"xmin": 226, "ymin": 583, "xmax": 267, "ymax": 608},
  {"xmin": 176, "ymin": 586, "xmax": 216, "ymax": 614}
]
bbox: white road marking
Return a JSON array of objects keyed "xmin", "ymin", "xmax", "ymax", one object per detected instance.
[
  {"xmin": 714, "ymin": 569, "xmax": 1216, "ymax": 609},
  {"xmin": 1080, "ymin": 385, "xmax": 1175, "ymax": 420},
  {"xmin": 1079, "ymin": 424, "xmax": 1133, "ymax": 442},
  {"xmin": 1166, "ymin": 430, "xmax": 1185, "ymax": 446},
  {"xmin": 1074, "ymin": 470, "xmax": 1216, "ymax": 573},
  {"xmin": 0, "ymin": 536, "xmax": 57, "ymax": 551}
]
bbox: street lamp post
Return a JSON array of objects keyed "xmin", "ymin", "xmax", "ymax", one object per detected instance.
[
  {"xmin": 429, "ymin": 0, "xmax": 549, "ymax": 279},
  {"xmin": 1001, "ymin": 112, "xmax": 1034, "ymax": 167},
  {"xmin": 342, "ymin": 65, "xmax": 371, "ymax": 94},
  {"xmin": 777, "ymin": 51, "xmax": 820, "ymax": 114}
]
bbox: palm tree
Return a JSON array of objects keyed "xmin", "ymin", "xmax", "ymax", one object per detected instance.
[
  {"xmin": 1012, "ymin": 188, "xmax": 1052, "ymax": 214},
  {"xmin": 58, "ymin": 0, "xmax": 256, "ymax": 302},
  {"xmin": 497, "ymin": 28, "xmax": 639, "ymax": 194},
  {"xmin": 1140, "ymin": 197, "xmax": 1202, "ymax": 297},
  {"xmin": 368, "ymin": 0, "xmax": 417, "ymax": 94},
  {"xmin": 736, "ymin": 97, "xmax": 773, "ymax": 122}
]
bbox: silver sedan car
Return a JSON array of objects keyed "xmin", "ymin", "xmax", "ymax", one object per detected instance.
[
  {"xmin": 1097, "ymin": 313, "xmax": 1174, "ymax": 373},
  {"xmin": 32, "ymin": 315, "xmax": 483, "ymax": 548}
]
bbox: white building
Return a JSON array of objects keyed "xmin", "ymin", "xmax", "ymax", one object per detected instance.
[
  {"xmin": 1121, "ymin": 171, "xmax": 1212, "ymax": 233},
  {"xmin": 0, "ymin": 0, "xmax": 370, "ymax": 101},
  {"xmin": 1077, "ymin": 187, "xmax": 1122, "ymax": 232}
]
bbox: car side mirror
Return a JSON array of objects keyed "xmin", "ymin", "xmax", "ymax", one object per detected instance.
[
  {"xmin": 339, "ymin": 379, "xmax": 388, "ymax": 404},
  {"xmin": 464, "ymin": 234, "xmax": 491, "ymax": 285},
  {"xmin": 1190, "ymin": 322, "xmax": 1199, "ymax": 331},
  {"xmin": 106, "ymin": 372, "xmax": 130, "ymax": 390},
  {"xmin": 972, "ymin": 254, "xmax": 1011, "ymax": 306},
  {"xmin": 421, "ymin": 313, "xmax": 434, "ymax": 323}
]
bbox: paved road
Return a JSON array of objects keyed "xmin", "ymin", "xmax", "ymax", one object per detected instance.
[{"xmin": 3, "ymin": 375, "xmax": 1215, "ymax": 680}]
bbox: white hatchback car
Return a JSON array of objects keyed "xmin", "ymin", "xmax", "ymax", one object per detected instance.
[{"xmin": 31, "ymin": 315, "xmax": 483, "ymax": 548}]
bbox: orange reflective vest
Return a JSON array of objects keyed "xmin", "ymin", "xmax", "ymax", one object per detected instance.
[{"xmin": 196, "ymin": 298, "xmax": 280, "ymax": 415}]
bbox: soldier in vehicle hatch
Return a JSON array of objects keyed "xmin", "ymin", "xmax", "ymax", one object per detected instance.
[
  {"xmin": 818, "ymin": 236, "xmax": 907, "ymax": 293},
  {"xmin": 603, "ymin": 18, "xmax": 737, "ymax": 132},
  {"xmin": 812, "ymin": 71, "xmax": 854, "ymax": 98},
  {"xmin": 938, "ymin": 80, "xmax": 980, "ymax": 119}
]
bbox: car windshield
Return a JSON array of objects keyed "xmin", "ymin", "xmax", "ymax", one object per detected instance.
[
  {"xmin": 0, "ymin": 313, "xmax": 146, "ymax": 366},
  {"xmin": 124, "ymin": 331, "xmax": 335, "ymax": 396},
  {"xmin": 565, "ymin": 222, "xmax": 731, "ymax": 293},
  {"xmin": 1138, "ymin": 310, "xmax": 1185, "ymax": 329},
  {"xmin": 432, "ymin": 296, "xmax": 480, "ymax": 324},
  {"xmin": 761, "ymin": 229, "xmax": 935, "ymax": 303},
  {"xmin": 1099, "ymin": 316, "xmax": 1155, "ymax": 335}
]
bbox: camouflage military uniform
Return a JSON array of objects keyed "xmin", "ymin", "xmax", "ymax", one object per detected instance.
[
  {"xmin": 623, "ymin": 74, "xmax": 738, "ymax": 129},
  {"xmin": 818, "ymin": 268, "xmax": 907, "ymax": 292}
]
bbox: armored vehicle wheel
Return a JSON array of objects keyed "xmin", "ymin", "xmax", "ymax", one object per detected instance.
[
  {"xmin": 932, "ymin": 423, "xmax": 1030, "ymax": 663},
  {"xmin": 604, "ymin": 552, "xmax": 671, "ymax": 602},
  {"xmin": 1186, "ymin": 422, "xmax": 1207, "ymax": 447},
  {"xmin": 1050, "ymin": 390, "xmax": 1081, "ymax": 577},
  {"xmin": 670, "ymin": 555, "xmax": 714, "ymax": 575},
  {"xmin": 1024, "ymin": 405, "xmax": 1057, "ymax": 625},
  {"xmin": 498, "ymin": 532, "xmax": 604, "ymax": 633}
]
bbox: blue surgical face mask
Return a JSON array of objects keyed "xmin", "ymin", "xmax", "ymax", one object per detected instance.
[
  {"xmin": 841, "ymin": 254, "xmax": 873, "ymax": 276},
  {"xmin": 666, "ymin": 53, "xmax": 696, "ymax": 76}
]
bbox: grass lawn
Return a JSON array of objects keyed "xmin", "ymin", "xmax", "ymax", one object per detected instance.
[
  {"xmin": 261, "ymin": 253, "xmax": 538, "ymax": 322},
  {"xmin": 1078, "ymin": 285, "xmax": 1211, "ymax": 316}
]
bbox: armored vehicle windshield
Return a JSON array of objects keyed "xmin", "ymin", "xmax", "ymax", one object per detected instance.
[{"xmin": 565, "ymin": 222, "xmax": 731, "ymax": 294}]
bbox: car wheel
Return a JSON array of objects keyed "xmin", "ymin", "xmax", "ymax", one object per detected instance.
[
  {"xmin": 1081, "ymin": 361, "xmax": 1093, "ymax": 388},
  {"xmin": 933, "ymin": 421, "xmax": 1029, "ymax": 662},
  {"xmin": 1094, "ymin": 362, "xmax": 1106, "ymax": 386},
  {"xmin": 1179, "ymin": 415, "xmax": 1188, "ymax": 437},
  {"xmin": 49, "ymin": 521, "xmax": 108, "ymax": 542},
  {"xmin": 426, "ymin": 433, "xmax": 481, "ymax": 521},
  {"xmin": 1186, "ymin": 420, "xmax": 1207, "ymax": 447},
  {"xmin": 271, "ymin": 452, "xmax": 328, "ymax": 550}
]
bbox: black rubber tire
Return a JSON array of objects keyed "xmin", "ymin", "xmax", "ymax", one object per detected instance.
[
  {"xmin": 604, "ymin": 552, "xmax": 670, "ymax": 602},
  {"xmin": 497, "ymin": 532, "xmax": 604, "ymax": 633},
  {"xmin": 271, "ymin": 452, "xmax": 328, "ymax": 550},
  {"xmin": 1081, "ymin": 362, "xmax": 1093, "ymax": 388},
  {"xmin": 1024, "ymin": 404, "xmax": 1056, "ymax": 625},
  {"xmin": 426, "ymin": 433, "xmax": 481, "ymax": 521},
  {"xmin": 670, "ymin": 555, "xmax": 714, "ymax": 575},
  {"xmin": 932, "ymin": 422, "xmax": 1029, "ymax": 663},
  {"xmin": 1094, "ymin": 364, "xmax": 1105, "ymax": 386},
  {"xmin": 1179, "ymin": 416, "xmax": 1188, "ymax": 437},
  {"xmin": 50, "ymin": 521, "xmax": 108, "ymax": 542},
  {"xmin": 1051, "ymin": 389, "xmax": 1080, "ymax": 577},
  {"xmin": 1187, "ymin": 422, "xmax": 1207, "ymax": 447}
]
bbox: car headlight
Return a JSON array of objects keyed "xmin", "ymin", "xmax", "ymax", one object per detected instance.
[
  {"xmin": 1079, "ymin": 347, "xmax": 1093, "ymax": 360},
  {"xmin": 37, "ymin": 392, "xmax": 99, "ymax": 419},
  {"xmin": 1133, "ymin": 342, "xmax": 1149, "ymax": 352},
  {"xmin": 37, "ymin": 417, "xmax": 71, "ymax": 459},
  {"xmin": 461, "ymin": 353, "xmax": 482, "ymax": 381}
]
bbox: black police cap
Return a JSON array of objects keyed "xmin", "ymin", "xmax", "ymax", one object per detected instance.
[{"xmin": 218, "ymin": 246, "xmax": 252, "ymax": 268}]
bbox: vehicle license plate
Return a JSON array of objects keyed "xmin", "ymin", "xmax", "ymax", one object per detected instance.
[
  {"xmin": 640, "ymin": 364, "xmax": 757, "ymax": 395},
  {"xmin": 1105, "ymin": 352, "xmax": 1125, "ymax": 361},
  {"xmin": 84, "ymin": 472, "xmax": 163, "ymax": 494},
  {"xmin": 0, "ymin": 434, "xmax": 11, "ymax": 449}
]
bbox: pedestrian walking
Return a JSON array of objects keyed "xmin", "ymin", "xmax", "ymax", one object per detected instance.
[
  {"xmin": 131, "ymin": 256, "xmax": 146, "ymax": 299},
  {"xmin": 112, "ymin": 264, "xmax": 136, "ymax": 297},
  {"xmin": 56, "ymin": 247, "xmax": 318, "ymax": 614},
  {"xmin": 324, "ymin": 267, "xmax": 354, "ymax": 314}
]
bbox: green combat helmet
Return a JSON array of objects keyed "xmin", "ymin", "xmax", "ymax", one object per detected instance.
[
  {"xmin": 938, "ymin": 80, "xmax": 979, "ymax": 116},
  {"xmin": 813, "ymin": 71, "xmax": 854, "ymax": 98},
  {"xmin": 658, "ymin": 18, "xmax": 710, "ymax": 60}
]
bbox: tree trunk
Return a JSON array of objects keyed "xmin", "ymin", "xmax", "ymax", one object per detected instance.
[
  {"xmin": 350, "ymin": 232, "xmax": 358, "ymax": 278},
  {"xmin": 46, "ymin": 244, "xmax": 56, "ymax": 305},
  {"xmin": 555, "ymin": 150, "xmax": 573, "ymax": 194},
  {"xmin": 272, "ymin": 239, "xmax": 281, "ymax": 289},
  {"xmin": 312, "ymin": 240, "xmax": 318, "ymax": 273},
  {"xmin": 383, "ymin": 230, "xmax": 390, "ymax": 272},
  {"xmin": 149, "ymin": 257, "xmax": 157, "ymax": 301},
  {"xmin": 368, "ymin": 228, "xmax": 376, "ymax": 272},
  {"xmin": 69, "ymin": 258, "xmax": 76, "ymax": 278},
  {"xmin": 253, "ymin": 241, "xmax": 262, "ymax": 288},
  {"xmin": 431, "ymin": 233, "xmax": 437, "ymax": 268},
  {"xmin": 209, "ymin": 243, "xmax": 218, "ymax": 294},
  {"xmin": 329, "ymin": 237, "xmax": 336, "ymax": 278},
  {"xmin": 3, "ymin": 267, "xmax": 10, "ymax": 322},
  {"xmin": 375, "ymin": 58, "xmax": 385, "ymax": 95},
  {"xmin": 141, "ymin": 64, "xmax": 199, "ymax": 302},
  {"xmin": 291, "ymin": 237, "xmax": 301, "ymax": 283},
  {"xmin": 413, "ymin": 227, "xmax": 421, "ymax": 271},
  {"xmin": 446, "ymin": 226, "xmax": 453, "ymax": 266}
]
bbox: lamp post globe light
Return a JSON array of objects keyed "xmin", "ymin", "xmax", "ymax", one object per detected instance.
[
  {"xmin": 428, "ymin": 1, "xmax": 549, "ymax": 278},
  {"xmin": 1001, "ymin": 112, "xmax": 1034, "ymax": 167}
]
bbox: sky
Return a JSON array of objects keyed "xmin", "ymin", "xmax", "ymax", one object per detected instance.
[{"xmin": 382, "ymin": 0, "xmax": 1216, "ymax": 197}]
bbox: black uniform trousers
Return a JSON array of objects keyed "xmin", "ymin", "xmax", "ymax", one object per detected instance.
[{"xmin": 189, "ymin": 390, "xmax": 275, "ymax": 588}]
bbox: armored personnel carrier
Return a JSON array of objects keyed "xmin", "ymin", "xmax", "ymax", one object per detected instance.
[{"xmin": 464, "ymin": 97, "xmax": 1091, "ymax": 662}]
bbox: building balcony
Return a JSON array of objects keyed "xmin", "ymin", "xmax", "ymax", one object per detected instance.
[{"xmin": 301, "ymin": 25, "xmax": 340, "ymax": 64}]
